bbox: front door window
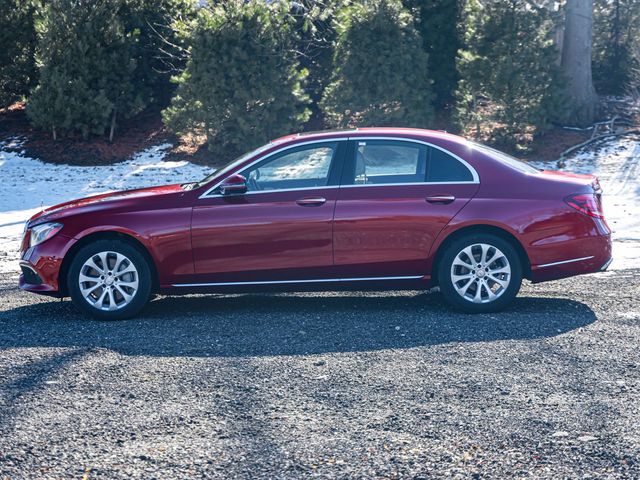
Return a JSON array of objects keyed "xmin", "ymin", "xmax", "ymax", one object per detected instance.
[{"xmin": 241, "ymin": 143, "xmax": 338, "ymax": 192}]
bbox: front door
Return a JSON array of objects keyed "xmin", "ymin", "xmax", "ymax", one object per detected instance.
[
  {"xmin": 190, "ymin": 141, "xmax": 347, "ymax": 283},
  {"xmin": 333, "ymin": 138, "xmax": 480, "ymax": 279}
]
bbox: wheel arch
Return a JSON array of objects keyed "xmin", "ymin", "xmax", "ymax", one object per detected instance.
[
  {"xmin": 58, "ymin": 230, "xmax": 159, "ymax": 296},
  {"xmin": 430, "ymin": 224, "xmax": 531, "ymax": 286}
]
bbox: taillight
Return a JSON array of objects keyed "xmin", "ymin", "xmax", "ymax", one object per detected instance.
[{"xmin": 564, "ymin": 193, "xmax": 604, "ymax": 219}]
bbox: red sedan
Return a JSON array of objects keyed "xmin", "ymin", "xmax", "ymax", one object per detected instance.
[{"xmin": 19, "ymin": 128, "xmax": 612, "ymax": 319}]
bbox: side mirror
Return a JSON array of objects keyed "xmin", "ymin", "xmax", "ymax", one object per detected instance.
[{"xmin": 219, "ymin": 174, "xmax": 247, "ymax": 195}]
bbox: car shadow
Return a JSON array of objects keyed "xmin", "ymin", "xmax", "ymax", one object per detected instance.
[{"xmin": 0, "ymin": 290, "xmax": 597, "ymax": 358}]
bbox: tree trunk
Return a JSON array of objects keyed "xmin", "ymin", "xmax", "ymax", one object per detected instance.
[
  {"xmin": 109, "ymin": 107, "xmax": 117, "ymax": 143},
  {"xmin": 473, "ymin": 94, "xmax": 480, "ymax": 139},
  {"xmin": 561, "ymin": 0, "xmax": 598, "ymax": 126},
  {"xmin": 553, "ymin": 12, "xmax": 564, "ymax": 67}
]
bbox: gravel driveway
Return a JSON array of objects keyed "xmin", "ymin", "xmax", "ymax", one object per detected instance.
[{"xmin": 1, "ymin": 269, "xmax": 639, "ymax": 479}]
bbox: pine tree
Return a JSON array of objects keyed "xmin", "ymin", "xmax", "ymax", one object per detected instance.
[
  {"xmin": 0, "ymin": 0, "xmax": 38, "ymax": 108},
  {"xmin": 291, "ymin": 0, "xmax": 346, "ymax": 128},
  {"xmin": 593, "ymin": 0, "xmax": 640, "ymax": 95},
  {"xmin": 27, "ymin": 0, "xmax": 145, "ymax": 141},
  {"xmin": 403, "ymin": 0, "xmax": 461, "ymax": 107},
  {"xmin": 456, "ymin": 0, "xmax": 567, "ymax": 147},
  {"xmin": 321, "ymin": 0, "xmax": 434, "ymax": 128},
  {"xmin": 120, "ymin": 0, "xmax": 197, "ymax": 108},
  {"xmin": 162, "ymin": 0, "xmax": 310, "ymax": 160}
]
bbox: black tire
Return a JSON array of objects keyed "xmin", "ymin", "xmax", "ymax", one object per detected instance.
[
  {"xmin": 438, "ymin": 233, "xmax": 522, "ymax": 313},
  {"xmin": 67, "ymin": 239, "xmax": 153, "ymax": 320}
]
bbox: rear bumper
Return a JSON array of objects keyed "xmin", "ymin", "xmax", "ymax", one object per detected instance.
[{"xmin": 529, "ymin": 233, "xmax": 612, "ymax": 283}]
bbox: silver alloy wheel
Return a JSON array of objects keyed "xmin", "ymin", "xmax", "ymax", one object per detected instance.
[
  {"xmin": 78, "ymin": 251, "xmax": 139, "ymax": 311},
  {"xmin": 450, "ymin": 243, "xmax": 511, "ymax": 304}
]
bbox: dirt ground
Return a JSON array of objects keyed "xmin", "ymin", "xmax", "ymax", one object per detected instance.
[{"xmin": 0, "ymin": 103, "xmax": 593, "ymax": 169}]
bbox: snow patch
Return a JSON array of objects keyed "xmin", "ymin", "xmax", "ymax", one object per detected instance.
[
  {"xmin": 531, "ymin": 134, "xmax": 640, "ymax": 270},
  {"xmin": 0, "ymin": 140, "xmax": 210, "ymax": 274},
  {"xmin": 1, "ymin": 134, "xmax": 639, "ymax": 278}
]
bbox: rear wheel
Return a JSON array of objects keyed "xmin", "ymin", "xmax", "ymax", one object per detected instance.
[
  {"xmin": 438, "ymin": 234, "xmax": 522, "ymax": 313},
  {"xmin": 67, "ymin": 239, "xmax": 152, "ymax": 320}
]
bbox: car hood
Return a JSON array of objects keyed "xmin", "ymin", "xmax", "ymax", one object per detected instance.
[{"xmin": 28, "ymin": 184, "xmax": 184, "ymax": 225}]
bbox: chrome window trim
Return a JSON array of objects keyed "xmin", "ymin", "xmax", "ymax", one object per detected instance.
[
  {"xmin": 199, "ymin": 138, "xmax": 349, "ymax": 199},
  {"xmin": 198, "ymin": 135, "xmax": 480, "ymax": 199},
  {"xmin": 172, "ymin": 275, "xmax": 423, "ymax": 287},
  {"xmin": 202, "ymin": 185, "xmax": 340, "ymax": 198},
  {"xmin": 198, "ymin": 180, "xmax": 480, "ymax": 200},
  {"xmin": 537, "ymin": 256, "xmax": 594, "ymax": 268},
  {"xmin": 340, "ymin": 181, "xmax": 477, "ymax": 189},
  {"xmin": 348, "ymin": 136, "xmax": 480, "ymax": 184}
]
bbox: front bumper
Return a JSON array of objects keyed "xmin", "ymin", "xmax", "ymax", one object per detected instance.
[{"xmin": 18, "ymin": 234, "xmax": 74, "ymax": 297}]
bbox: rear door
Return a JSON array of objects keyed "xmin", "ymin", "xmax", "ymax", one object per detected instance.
[{"xmin": 333, "ymin": 138, "xmax": 480, "ymax": 278}]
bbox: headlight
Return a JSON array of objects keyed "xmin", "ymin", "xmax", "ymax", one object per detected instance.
[{"xmin": 29, "ymin": 222, "xmax": 63, "ymax": 247}]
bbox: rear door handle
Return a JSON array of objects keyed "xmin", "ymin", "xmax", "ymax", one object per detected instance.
[
  {"xmin": 296, "ymin": 197, "xmax": 326, "ymax": 207},
  {"xmin": 426, "ymin": 195, "xmax": 455, "ymax": 204}
]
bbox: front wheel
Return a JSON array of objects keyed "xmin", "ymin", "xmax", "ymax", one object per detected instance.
[
  {"xmin": 438, "ymin": 234, "xmax": 522, "ymax": 313},
  {"xmin": 67, "ymin": 239, "xmax": 153, "ymax": 320}
]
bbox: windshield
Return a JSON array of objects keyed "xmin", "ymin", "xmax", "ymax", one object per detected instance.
[
  {"xmin": 470, "ymin": 141, "xmax": 540, "ymax": 174},
  {"xmin": 191, "ymin": 141, "xmax": 275, "ymax": 189}
]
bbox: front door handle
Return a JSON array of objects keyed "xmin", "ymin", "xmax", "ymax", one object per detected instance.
[
  {"xmin": 296, "ymin": 197, "xmax": 326, "ymax": 207},
  {"xmin": 426, "ymin": 195, "xmax": 455, "ymax": 204}
]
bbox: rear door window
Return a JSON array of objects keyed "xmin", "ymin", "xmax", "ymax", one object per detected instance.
[{"xmin": 346, "ymin": 140, "xmax": 427, "ymax": 185}]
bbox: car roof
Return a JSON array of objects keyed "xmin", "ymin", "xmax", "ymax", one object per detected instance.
[{"xmin": 271, "ymin": 127, "xmax": 469, "ymax": 146}]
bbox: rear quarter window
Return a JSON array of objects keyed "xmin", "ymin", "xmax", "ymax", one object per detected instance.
[{"xmin": 427, "ymin": 147, "xmax": 474, "ymax": 182}]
